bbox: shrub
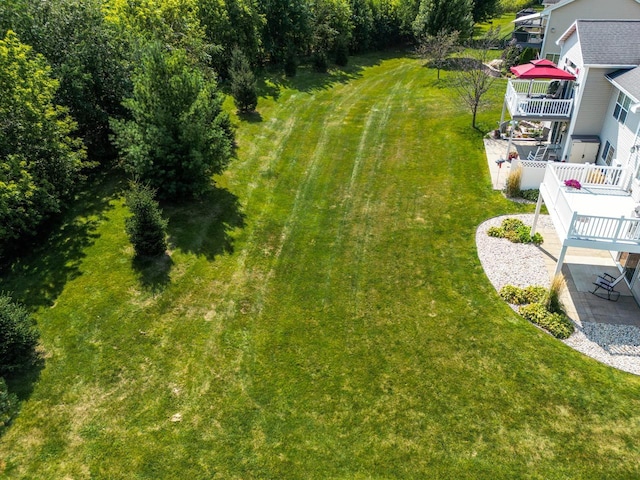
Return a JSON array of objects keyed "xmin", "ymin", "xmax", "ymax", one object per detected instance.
[
  {"xmin": 505, "ymin": 167, "xmax": 522, "ymax": 198},
  {"xmin": 499, "ymin": 285, "xmax": 547, "ymax": 305},
  {"xmin": 487, "ymin": 218, "xmax": 543, "ymax": 245},
  {"xmin": 0, "ymin": 377, "xmax": 18, "ymax": 431},
  {"xmin": 229, "ymin": 48, "xmax": 258, "ymax": 113},
  {"xmin": 519, "ymin": 303, "xmax": 574, "ymax": 339},
  {"xmin": 125, "ymin": 183, "xmax": 168, "ymax": 257},
  {"xmin": 520, "ymin": 189, "xmax": 539, "ymax": 202},
  {"xmin": 0, "ymin": 295, "xmax": 40, "ymax": 376}
]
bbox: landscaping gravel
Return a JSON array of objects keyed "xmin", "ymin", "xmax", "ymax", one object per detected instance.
[{"xmin": 477, "ymin": 214, "xmax": 640, "ymax": 376}]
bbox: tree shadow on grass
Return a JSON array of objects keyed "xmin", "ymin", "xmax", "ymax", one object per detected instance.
[
  {"xmin": 237, "ymin": 110, "xmax": 263, "ymax": 123},
  {"xmin": 0, "ymin": 169, "xmax": 125, "ymax": 310},
  {"xmin": 164, "ymin": 186, "xmax": 246, "ymax": 260},
  {"xmin": 131, "ymin": 253, "xmax": 174, "ymax": 294},
  {"xmin": 1, "ymin": 355, "xmax": 44, "ymax": 439},
  {"xmin": 262, "ymin": 50, "xmax": 401, "ymax": 95}
]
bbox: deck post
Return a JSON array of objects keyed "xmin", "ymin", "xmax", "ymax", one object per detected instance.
[
  {"xmin": 531, "ymin": 193, "xmax": 544, "ymax": 235},
  {"xmin": 500, "ymin": 98, "xmax": 507, "ymax": 126},
  {"xmin": 555, "ymin": 244, "xmax": 568, "ymax": 276}
]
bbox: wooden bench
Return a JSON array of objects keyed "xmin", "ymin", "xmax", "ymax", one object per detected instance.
[{"xmin": 591, "ymin": 273, "xmax": 620, "ymax": 302}]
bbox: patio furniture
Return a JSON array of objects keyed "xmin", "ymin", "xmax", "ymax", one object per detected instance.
[
  {"xmin": 591, "ymin": 273, "xmax": 621, "ymax": 301},
  {"xmin": 527, "ymin": 145, "xmax": 548, "ymax": 161}
]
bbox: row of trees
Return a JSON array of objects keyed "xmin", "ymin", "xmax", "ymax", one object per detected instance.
[{"xmin": 0, "ymin": 0, "xmax": 509, "ymax": 257}]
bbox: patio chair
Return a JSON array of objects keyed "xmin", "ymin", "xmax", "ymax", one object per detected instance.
[
  {"xmin": 527, "ymin": 145, "xmax": 548, "ymax": 161},
  {"xmin": 591, "ymin": 273, "xmax": 621, "ymax": 301}
]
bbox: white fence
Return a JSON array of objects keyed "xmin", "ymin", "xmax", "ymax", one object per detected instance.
[{"xmin": 511, "ymin": 159, "xmax": 547, "ymax": 190}]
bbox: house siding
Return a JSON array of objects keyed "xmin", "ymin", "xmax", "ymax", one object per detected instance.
[
  {"xmin": 599, "ymin": 90, "xmax": 640, "ymax": 167},
  {"xmin": 572, "ymin": 70, "xmax": 614, "ymax": 136},
  {"xmin": 541, "ymin": 0, "xmax": 640, "ymax": 58}
]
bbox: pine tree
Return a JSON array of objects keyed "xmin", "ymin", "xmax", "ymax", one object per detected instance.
[
  {"xmin": 230, "ymin": 47, "xmax": 258, "ymax": 113},
  {"xmin": 125, "ymin": 182, "xmax": 168, "ymax": 257}
]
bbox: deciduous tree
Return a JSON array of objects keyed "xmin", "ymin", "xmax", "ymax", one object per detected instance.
[
  {"xmin": 0, "ymin": 31, "xmax": 86, "ymax": 250},
  {"xmin": 415, "ymin": 29, "xmax": 460, "ymax": 79}
]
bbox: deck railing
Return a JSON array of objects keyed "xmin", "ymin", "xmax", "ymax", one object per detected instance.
[
  {"xmin": 542, "ymin": 163, "xmax": 640, "ymax": 245},
  {"xmin": 505, "ymin": 80, "xmax": 573, "ymax": 118},
  {"xmin": 550, "ymin": 163, "xmax": 626, "ymax": 189},
  {"xmin": 569, "ymin": 213, "xmax": 640, "ymax": 243}
]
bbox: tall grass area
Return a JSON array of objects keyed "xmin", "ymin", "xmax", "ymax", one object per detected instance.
[{"xmin": 1, "ymin": 54, "xmax": 640, "ymax": 478}]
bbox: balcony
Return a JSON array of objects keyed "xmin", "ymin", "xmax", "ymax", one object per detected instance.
[
  {"xmin": 512, "ymin": 29, "xmax": 544, "ymax": 49},
  {"xmin": 538, "ymin": 163, "xmax": 640, "ymax": 255},
  {"xmin": 505, "ymin": 79, "xmax": 573, "ymax": 120}
]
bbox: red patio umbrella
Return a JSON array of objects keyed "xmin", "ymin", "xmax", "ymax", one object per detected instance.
[{"xmin": 510, "ymin": 59, "xmax": 576, "ymax": 80}]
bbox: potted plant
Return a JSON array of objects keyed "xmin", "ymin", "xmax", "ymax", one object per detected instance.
[
  {"xmin": 564, "ymin": 179, "xmax": 582, "ymax": 190},
  {"xmin": 508, "ymin": 151, "xmax": 518, "ymax": 161}
]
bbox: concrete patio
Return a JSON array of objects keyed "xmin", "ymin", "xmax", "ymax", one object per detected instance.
[
  {"xmin": 484, "ymin": 137, "xmax": 547, "ymax": 190},
  {"xmin": 535, "ymin": 221, "xmax": 640, "ymax": 327}
]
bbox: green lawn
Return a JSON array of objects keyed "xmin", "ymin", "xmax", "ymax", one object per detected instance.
[{"xmin": 2, "ymin": 53, "xmax": 640, "ymax": 479}]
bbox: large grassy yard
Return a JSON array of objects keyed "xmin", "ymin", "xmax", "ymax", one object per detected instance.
[{"xmin": 2, "ymin": 53, "xmax": 640, "ymax": 478}]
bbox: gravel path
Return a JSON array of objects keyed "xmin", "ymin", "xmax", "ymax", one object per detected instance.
[{"xmin": 476, "ymin": 214, "xmax": 640, "ymax": 376}]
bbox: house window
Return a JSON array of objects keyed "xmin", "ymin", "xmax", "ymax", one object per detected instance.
[
  {"xmin": 545, "ymin": 53, "xmax": 560, "ymax": 64},
  {"xmin": 601, "ymin": 141, "xmax": 615, "ymax": 166},
  {"xmin": 613, "ymin": 91, "xmax": 631, "ymax": 124}
]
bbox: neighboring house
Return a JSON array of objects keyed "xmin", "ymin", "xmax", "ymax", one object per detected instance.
[
  {"xmin": 512, "ymin": 0, "xmax": 640, "ymax": 61},
  {"xmin": 505, "ymin": 19, "xmax": 640, "ymax": 302}
]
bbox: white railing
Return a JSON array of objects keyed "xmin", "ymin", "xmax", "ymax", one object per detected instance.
[
  {"xmin": 545, "ymin": 163, "xmax": 574, "ymax": 234},
  {"xmin": 549, "ymin": 163, "xmax": 626, "ymax": 189},
  {"xmin": 505, "ymin": 80, "xmax": 573, "ymax": 118},
  {"xmin": 542, "ymin": 163, "xmax": 640, "ymax": 245},
  {"xmin": 569, "ymin": 214, "xmax": 640, "ymax": 243},
  {"xmin": 511, "ymin": 79, "xmax": 553, "ymax": 96}
]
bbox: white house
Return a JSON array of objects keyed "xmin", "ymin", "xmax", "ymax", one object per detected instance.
[{"xmin": 525, "ymin": 20, "xmax": 640, "ymax": 303}]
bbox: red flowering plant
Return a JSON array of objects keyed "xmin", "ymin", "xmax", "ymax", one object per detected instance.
[{"xmin": 564, "ymin": 179, "xmax": 581, "ymax": 190}]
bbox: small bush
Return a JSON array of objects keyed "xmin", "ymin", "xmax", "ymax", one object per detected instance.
[
  {"xmin": 519, "ymin": 303, "xmax": 574, "ymax": 339},
  {"xmin": 125, "ymin": 182, "xmax": 168, "ymax": 257},
  {"xmin": 0, "ymin": 377, "xmax": 18, "ymax": 431},
  {"xmin": 499, "ymin": 285, "xmax": 547, "ymax": 305},
  {"xmin": 505, "ymin": 167, "xmax": 522, "ymax": 198},
  {"xmin": 0, "ymin": 295, "xmax": 40, "ymax": 376},
  {"xmin": 520, "ymin": 189, "xmax": 539, "ymax": 202},
  {"xmin": 487, "ymin": 218, "xmax": 543, "ymax": 245},
  {"xmin": 229, "ymin": 48, "xmax": 258, "ymax": 113}
]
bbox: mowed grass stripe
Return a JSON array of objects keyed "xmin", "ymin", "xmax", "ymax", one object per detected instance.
[{"xmin": 2, "ymin": 55, "xmax": 640, "ymax": 479}]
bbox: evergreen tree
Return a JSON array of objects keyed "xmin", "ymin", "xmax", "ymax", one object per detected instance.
[
  {"xmin": 230, "ymin": 48, "xmax": 258, "ymax": 113},
  {"xmin": 472, "ymin": 0, "xmax": 500, "ymax": 23},
  {"xmin": 111, "ymin": 43, "xmax": 234, "ymax": 200},
  {"xmin": 0, "ymin": 294, "xmax": 40, "ymax": 376},
  {"xmin": 125, "ymin": 182, "xmax": 168, "ymax": 257}
]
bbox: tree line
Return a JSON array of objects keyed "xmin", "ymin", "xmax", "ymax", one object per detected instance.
[{"xmin": 0, "ymin": 0, "xmax": 510, "ymax": 260}]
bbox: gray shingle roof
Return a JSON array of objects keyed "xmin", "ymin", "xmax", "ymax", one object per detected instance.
[
  {"xmin": 606, "ymin": 67, "xmax": 640, "ymax": 102},
  {"xmin": 575, "ymin": 20, "xmax": 640, "ymax": 65}
]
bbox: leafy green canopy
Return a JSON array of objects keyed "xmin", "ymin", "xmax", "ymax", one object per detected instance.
[
  {"xmin": 111, "ymin": 43, "xmax": 234, "ymax": 200},
  {"xmin": 413, "ymin": 0, "xmax": 474, "ymax": 39},
  {"xmin": 0, "ymin": 31, "xmax": 86, "ymax": 250}
]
